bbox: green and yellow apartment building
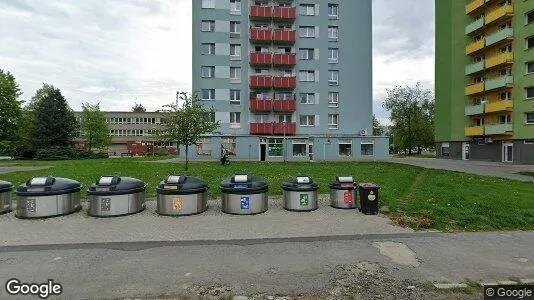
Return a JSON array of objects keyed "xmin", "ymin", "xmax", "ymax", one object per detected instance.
[{"xmin": 435, "ymin": 0, "xmax": 534, "ymax": 163}]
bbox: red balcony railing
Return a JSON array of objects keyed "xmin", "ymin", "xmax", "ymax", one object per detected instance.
[
  {"xmin": 273, "ymin": 7, "xmax": 296, "ymax": 20},
  {"xmin": 250, "ymin": 28, "xmax": 273, "ymax": 42},
  {"xmin": 273, "ymin": 30, "xmax": 296, "ymax": 43},
  {"xmin": 273, "ymin": 53, "xmax": 296, "ymax": 66},
  {"xmin": 273, "ymin": 99, "xmax": 296, "ymax": 112},
  {"xmin": 250, "ymin": 75, "xmax": 273, "ymax": 88},
  {"xmin": 250, "ymin": 6, "xmax": 273, "ymax": 19},
  {"xmin": 249, "ymin": 99, "xmax": 273, "ymax": 112},
  {"xmin": 249, "ymin": 52, "xmax": 273, "ymax": 65},
  {"xmin": 250, "ymin": 123, "xmax": 274, "ymax": 135},
  {"xmin": 273, "ymin": 122, "xmax": 297, "ymax": 135},
  {"xmin": 273, "ymin": 76, "xmax": 296, "ymax": 89}
]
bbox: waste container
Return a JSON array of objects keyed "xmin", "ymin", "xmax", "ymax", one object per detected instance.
[
  {"xmin": 15, "ymin": 177, "xmax": 82, "ymax": 218},
  {"xmin": 0, "ymin": 180, "xmax": 13, "ymax": 215},
  {"xmin": 220, "ymin": 174, "xmax": 268, "ymax": 215},
  {"xmin": 359, "ymin": 183, "xmax": 379, "ymax": 215},
  {"xmin": 156, "ymin": 175, "xmax": 209, "ymax": 216},
  {"xmin": 88, "ymin": 176, "xmax": 146, "ymax": 217},
  {"xmin": 329, "ymin": 176, "xmax": 357, "ymax": 209},
  {"xmin": 282, "ymin": 176, "xmax": 319, "ymax": 211}
]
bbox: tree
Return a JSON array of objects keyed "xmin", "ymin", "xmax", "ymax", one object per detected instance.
[
  {"xmin": 382, "ymin": 83, "xmax": 434, "ymax": 155},
  {"xmin": 0, "ymin": 69, "xmax": 23, "ymax": 154},
  {"xmin": 80, "ymin": 102, "xmax": 112, "ymax": 151},
  {"xmin": 158, "ymin": 92, "xmax": 219, "ymax": 171},
  {"xmin": 30, "ymin": 84, "xmax": 79, "ymax": 149},
  {"xmin": 372, "ymin": 115, "xmax": 384, "ymax": 136},
  {"xmin": 132, "ymin": 102, "xmax": 146, "ymax": 112}
]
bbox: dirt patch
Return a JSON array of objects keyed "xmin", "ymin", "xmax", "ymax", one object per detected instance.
[{"xmin": 390, "ymin": 213, "xmax": 433, "ymax": 230}]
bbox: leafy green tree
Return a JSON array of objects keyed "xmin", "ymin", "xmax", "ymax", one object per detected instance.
[
  {"xmin": 80, "ymin": 102, "xmax": 112, "ymax": 151},
  {"xmin": 372, "ymin": 115, "xmax": 384, "ymax": 136},
  {"xmin": 158, "ymin": 92, "xmax": 219, "ymax": 171},
  {"xmin": 30, "ymin": 84, "xmax": 79, "ymax": 149},
  {"xmin": 132, "ymin": 102, "xmax": 146, "ymax": 112},
  {"xmin": 0, "ymin": 69, "xmax": 23, "ymax": 154}
]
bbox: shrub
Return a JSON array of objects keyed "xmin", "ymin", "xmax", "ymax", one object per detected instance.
[{"xmin": 35, "ymin": 146, "xmax": 76, "ymax": 160}]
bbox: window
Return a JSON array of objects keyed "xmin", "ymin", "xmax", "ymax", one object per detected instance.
[
  {"xmin": 499, "ymin": 114, "xmax": 511, "ymax": 124},
  {"xmin": 299, "ymin": 48, "xmax": 314, "ymax": 60},
  {"xmin": 299, "ymin": 115, "xmax": 315, "ymax": 126},
  {"xmin": 299, "ymin": 26, "xmax": 316, "ymax": 38},
  {"xmin": 230, "ymin": 67, "xmax": 241, "ymax": 80},
  {"xmin": 527, "ymin": 36, "xmax": 534, "ymax": 49},
  {"xmin": 328, "ymin": 92, "xmax": 339, "ymax": 107},
  {"xmin": 328, "ymin": 70, "xmax": 339, "ymax": 85},
  {"xmin": 278, "ymin": 114, "xmax": 292, "ymax": 123},
  {"xmin": 526, "ymin": 112, "xmax": 534, "ymax": 124},
  {"xmin": 292, "ymin": 140, "xmax": 307, "ymax": 157},
  {"xmin": 276, "ymin": 93, "xmax": 293, "ymax": 101},
  {"xmin": 527, "ymin": 10, "xmax": 534, "ymax": 25},
  {"xmin": 201, "ymin": 43, "xmax": 215, "ymax": 55},
  {"xmin": 338, "ymin": 140, "xmax": 352, "ymax": 156},
  {"xmin": 328, "ymin": 4, "xmax": 339, "ymax": 18},
  {"xmin": 328, "ymin": 26, "xmax": 339, "ymax": 39},
  {"xmin": 201, "ymin": 66, "xmax": 215, "ymax": 78},
  {"xmin": 201, "ymin": 0, "xmax": 214, "ymax": 9},
  {"xmin": 230, "ymin": 44, "xmax": 241, "ymax": 58},
  {"xmin": 221, "ymin": 137, "xmax": 237, "ymax": 155},
  {"xmin": 196, "ymin": 138, "xmax": 212, "ymax": 156},
  {"xmin": 328, "ymin": 114, "xmax": 339, "ymax": 129},
  {"xmin": 361, "ymin": 143, "xmax": 374, "ymax": 156},
  {"xmin": 201, "ymin": 89, "xmax": 215, "ymax": 100},
  {"xmin": 230, "ymin": 90, "xmax": 241, "ymax": 105},
  {"xmin": 299, "ymin": 93, "xmax": 315, "ymax": 104},
  {"xmin": 328, "ymin": 48, "xmax": 339, "ymax": 63},
  {"xmin": 299, "ymin": 4, "xmax": 315, "ymax": 16},
  {"xmin": 500, "ymin": 91, "xmax": 512, "ymax": 100},
  {"xmin": 527, "ymin": 61, "xmax": 534, "ymax": 74},
  {"xmin": 201, "ymin": 20, "xmax": 215, "ymax": 32},
  {"xmin": 230, "ymin": 21, "xmax": 241, "ymax": 34},
  {"xmin": 527, "ymin": 87, "xmax": 534, "ymax": 99},
  {"xmin": 299, "ymin": 70, "xmax": 315, "ymax": 82},
  {"xmin": 230, "ymin": 0, "xmax": 241, "ymax": 13},
  {"xmin": 230, "ymin": 112, "xmax": 241, "ymax": 128},
  {"xmin": 268, "ymin": 139, "xmax": 283, "ymax": 157},
  {"xmin": 441, "ymin": 143, "xmax": 450, "ymax": 157}
]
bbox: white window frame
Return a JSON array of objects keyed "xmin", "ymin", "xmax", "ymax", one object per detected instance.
[
  {"xmin": 527, "ymin": 10, "xmax": 534, "ymax": 25},
  {"xmin": 201, "ymin": 66, "xmax": 215, "ymax": 78},
  {"xmin": 527, "ymin": 87, "xmax": 534, "ymax": 100},
  {"xmin": 230, "ymin": 112, "xmax": 241, "ymax": 128},
  {"xmin": 230, "ymin": 44, "xmax": 241, "ymax": 59},
  {"xmin": 299, "ymin": 93, "xmax": 315, "ymax": 104},
  {"xmin": 230, "ymin": 21, "xmax": 241, "ymax": 34},
  {"xmin": 196, "ymin": 137, "xmax": 212, "ymax": 156},
  {"xmin": 230, "ymin": 0, "xmax": 241, "ymax": 13},
  {"xmin": 268, "ymin": 138, "xmax": 283, "ymax": 157},
  {"xmin": 201, "ymin": 0, "xmax": 215, "ymax": 9},
  {"xmin": 299, "ymin": 48, "xmax": 314, "ymax": 60},
  {"xmin": 292, "ymin": 139, "xmax": 308, "ymax": 157},
  {"xmin": 328, "ymin": 4, "xmax": 339, "ymax": 18},
  {"xmin": 527, "ymin": 61, "xmax": 534, "ymax": 75},
  {"xmin": 299, "ymin": 26, "xmax": 315, "ymax": 38},
  {"xmin": 527, "ymin": 36, "xmax": 534, "ymax": 50},
  {"xmin": 299, "ymin": 70, "xmax": 315, "ymax": 82},
  {"xmin": 230, "ymin": 67, "xmax": 241, "ymax": 81},
  {"xmin": 328, "ymin": 26, "xmax": 339, "ymax": 39},
  {"xmin": 328, "ymin": 92, "xmax": 339, "ymax": 107},
  {"xmin": 338, "ymin": 140, "xmax": 352, "ymax": 157},
  {"xmin": 328, "ymin": 114, "xmax": 339, "ymax": 129},
  {"xmin": 299, "ymin": 4, "xmax": 315, "ymax": 16},
  {"xmin": 328, "ymin": 48, "xmax": 339, "ymax": 63},
  {"xmin": 201, "ymin": 43, "xmax": 215, "ymax": 55},
  {"xmin": 299, "ymin": 115, "xmax": 315, "ymax": 127},
  {"xmin": 230, "ymin": 89, "xmax": 241, "ymax": 105},
  {"xmin": 526, "ymin": 112, "xmax": 534, "ymax": 124},
  {"xmin": 201, "ymin": 20, "xmax": 215, "ymax": 32},
  {"xmin": 328, "ymin": 70, "xmax": 339, "ymax": 85},
  {"xmin": 201, "ymin": 89, "xmax": 215, "ymax": 100},
  {"xmin": 361, "ymin": 142, "xmax": 375, "ymax": 156}
]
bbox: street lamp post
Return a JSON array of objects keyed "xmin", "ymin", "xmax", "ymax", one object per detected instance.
[
  {"xmin": 283, "ymin": 120, "xmax": 287, "ymax": 162},
  {"xmin": 152, "ymin": 126, "xmax": 156, "ymax": 157}
]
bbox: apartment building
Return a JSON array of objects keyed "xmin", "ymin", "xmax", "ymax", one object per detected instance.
[
  {"xmin": 436, "ymin": 0, "xmax": 534, "ymax": 163},
  {"xmin": 190, "ymin": 0, "xmax": 388, "ymax": 162}
]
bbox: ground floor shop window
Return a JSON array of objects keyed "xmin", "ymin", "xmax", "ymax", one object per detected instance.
[
  {"xmin": 221, "ymin": 137, "xmax": 237, "ymax": 155},
  {"xmin": 339, "ymin": 140, "xmax": 352, "ymax": 156},
  {"xmin": 361, "ymin": 143, "xmax": 374, "ymax": 156},
  {"xmin": 441, "ymin": 142, "xmax": 450, "ymax": 157},
  {"xmin": 292, "ymin": 140, "xmax": 307, "ymax": 156},
  {"xmin": 268, "ymin": 138, "xmax": 283, "ymax": 157},
  {"xmin": 196, "ymin": 138, "xmax": 212, "ymax": 156}
]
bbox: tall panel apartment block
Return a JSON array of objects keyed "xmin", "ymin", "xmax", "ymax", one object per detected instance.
[{"xmin": 190, "ymin": 0, "xmax": 388, "ymax": 162}]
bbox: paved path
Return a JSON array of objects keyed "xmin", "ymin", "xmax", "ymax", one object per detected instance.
[
  {"xmin": 0, "ymin": 165, "xmax": 51, "ymax": 174},
  {"xmin": 391, "ymin": 157, "xmax": 534, "ymax": 182}
]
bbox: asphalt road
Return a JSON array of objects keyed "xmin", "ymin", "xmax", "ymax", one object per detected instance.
[{"xmin": 1, "ymin": 232, "xmax": 533, "ymax": 299}]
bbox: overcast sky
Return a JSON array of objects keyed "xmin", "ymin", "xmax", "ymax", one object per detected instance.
[{"xmin": 0, "ymin": 0, "xmax": 434, "ymax": 123}]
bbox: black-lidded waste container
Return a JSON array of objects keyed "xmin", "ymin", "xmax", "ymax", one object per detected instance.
[
  {"xmin": 329, "ymin": 176, "xmax": 357, "ymax": 209},
  {"xmin": 88, "ymin": 176, "xmax": 146, "ymax": 217},
  {"xmin": 16, "ymin": 177, "xmax": 82, "ymax": 218},
  {"xmin": 220, "ymin": 174, "xmax": 268, "ymax": 215},
  {"xmin": 0, "ymin": 180, "xmax": 13, "ymax": 215},
  {"xmin": 359, "ymin": 183, "xmax": 379, "ymax": 215},
  {"xmin": 282, "ymin": 176, "xmax": 319, "ymax": 211},
  {"xmin": 156, "ymin": 175, "xmax": 209, "ymax": 216}
]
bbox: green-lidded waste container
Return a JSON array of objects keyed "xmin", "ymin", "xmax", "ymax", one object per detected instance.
[{"xmin": 282, "ymin": 176, "xmax": 319, "ymax": 211}]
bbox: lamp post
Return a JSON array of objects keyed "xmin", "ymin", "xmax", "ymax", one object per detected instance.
[
  {"xmin": 283, "ymin": 120, "xmax": 287, "ymax": 162},
  {"xmin": 152, "ymin": 126, "xmax": 156, "ymax": 157}
]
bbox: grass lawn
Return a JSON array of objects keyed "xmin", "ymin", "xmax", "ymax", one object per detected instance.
[{"xmin": 1, "ymin": 157, "xmax": 533, "ymax": 232}]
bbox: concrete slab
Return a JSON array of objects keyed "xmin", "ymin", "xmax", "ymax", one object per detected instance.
[
  {"xmin": 373, "ymin": 241, "xmax": 420, "ymax": 267},
  {"xmin": 433, "ymin": 283, "xmax": 467, "ymax": 289}
]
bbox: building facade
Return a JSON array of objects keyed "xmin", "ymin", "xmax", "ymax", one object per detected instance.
[
  {"xmin": 435, "ymin": 0, "xmax": 534, "ymax": 163},
  {"xmin": 190, "ymin": 0, "xmax": 388, "ymax": 162}
]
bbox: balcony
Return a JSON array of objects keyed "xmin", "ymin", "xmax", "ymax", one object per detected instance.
[
  {"xmin": 273, "ymin": 122, "xmax": 297, "ymax": 135},
  {"xmin": 466, "ymin": 0, "xmax": 484, "ymax": 14},
  {"xmin": 485, "ymin": 75, "xmax": 513, "ymax": 91},
  {"xmin": 465, "ymin": 61, "xmax": 485, "ymax": 75},
  {"xmin": 249, "ymin": 6, "xmax": 273, "ymax": 19},
  {"xmin": 273, "ymin": 76, "xmax": 297, "ymax": 89},
  {"xmin": 485, "ymin": 28, "xmax": 513, "ymax": 47},
  {"xmin": 465, "ymin": 18, "xmax": 485, "ymax": 35},
  {"xmin": 466, "ymin": 39, "xmax": 485, "ymax": 55},
  {"xmin": 273, "ymin": 30, "xmax": 296, "ymax": 43},
  {"xmin": 249, "ymin": 52, "xmax": 273, "ymax": 66},
  {"xmin": 465, "ymin": 104, "xmax": 485, "ymax": 116},
  {"xmin": 249, "ymin": 99, "xmax": 273, "ymax": 112},
  {"xmin": 465, "ymin": 82, "xmax": 485, "ymax": 95},
  {"xmin": 465, "ymin": 126, "xmax": 484, "ymax": 136},
  {"xmin": 250, "ymin": 76, "xmax": 273, "ymax": 89},
  {"xmin": 485, "ymin": 100, "xmax": 513, "ymax": 113},
  {"xmin": 273, "ymin": 7, "xmax": 296, "ymax": 20},
  {"xmin": 486, "ymin": 52, "xmax": 513, "ymax": 69},
  {"xmin": 273, "ymin": 53, "xmax": 296, "ymax": 66},
  {"xmin": 485, "ymin": 5, "xmax": 513, "ymax": 25},
  {"xmin": 485, "ymin": 123, "xmax": 513, "ymax": 135},
  {"xmin": 273, "ymin": 99, "xmax": 297, "ymax": 112},
  {"xmin": 250, "ymin": 123, "xmax": 274, "ymax": 135},
  {"xmin": 250, "ymin": 28, "xmax": 273, "ymax": 42}
]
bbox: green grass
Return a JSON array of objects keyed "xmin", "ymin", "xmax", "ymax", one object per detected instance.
[
  {"xmin": 1, "ymin": 158, "xmax": 534, "ymax": 232},
  {"xmin": 519, "ymin": 172, "xmax": 534, "ymax": 177}
]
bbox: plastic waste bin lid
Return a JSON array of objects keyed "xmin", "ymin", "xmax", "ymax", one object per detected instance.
[
  {"xmin": 0, "ymin": 180, "xmax": 13, "ymax": 193},
  {"xmin": 156, "ymin": 175, "xmax": 209, "ymax": 195},
  {"xmin": 359, "ymin": 183, "xmax": 380, "ymax": 190},
  {"xmin": 281, "ymin": 176, "xmax": 319, "ymax": 192},
  {"xmin": 88, "ymin": 176, "xmax": 146, "ymax": 196},
  {"xmin": 219, "ymin": 174, "xmax": 268, "ymax": 194},
  {"xmin": 328, "ymin": 176, "xmax": 357, "ymax": 190},
  {"xmin": 16, "ymin": 176, "xmax": 82, "ymax": 196}
]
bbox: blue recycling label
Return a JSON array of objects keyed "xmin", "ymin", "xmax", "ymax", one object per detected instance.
[{"xmin": 240, "ymin": 196, "xmax": 250, "ymax": 210}]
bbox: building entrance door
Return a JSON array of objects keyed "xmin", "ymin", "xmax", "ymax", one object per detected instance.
[
  {"xmin": 462, "ymin": 142, "xmax": 470, "ymax": 160},
  {"xmin": 260, "ymin": 144, "xmax": 266, "ymax": 162},
  {"xmin": 308, "ymin": 143, "xmax": 313, "ymax": 161},
  {"xmin": 502, "ymin": 143, "xmax": 513, "ymax": 163}
]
